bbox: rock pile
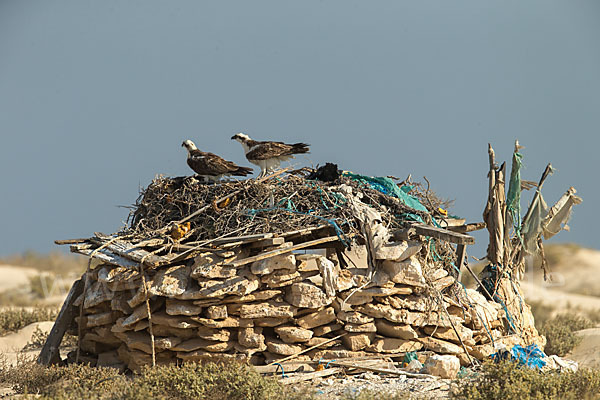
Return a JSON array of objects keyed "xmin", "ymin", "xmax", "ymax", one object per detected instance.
[{"xmin": 69, "ymin": 229, "xmax": 538, "ymax": 372}]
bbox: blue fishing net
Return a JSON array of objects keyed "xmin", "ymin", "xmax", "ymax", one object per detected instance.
[{"xmin": 342, "ymin": 172, "xmax": 429, "ymax": 213}]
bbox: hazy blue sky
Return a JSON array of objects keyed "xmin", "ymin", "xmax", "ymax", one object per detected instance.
[{"xmin": 1, "ymin": 0, "xmax": 598, "ymax": 257}]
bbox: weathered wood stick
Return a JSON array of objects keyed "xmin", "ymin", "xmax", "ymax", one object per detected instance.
[
  {"xmin": 267, "ymin": 333, "xmax": 347, "ymax": 365},
  {"xmin": 225, "ymin": 235, "xmax": 343, "ymax": 268},
  {"xmin": 410, "ymin": 223, "xmax": 475, "ymax": 245},
  {"xmin": 447, "ymin": 222, "xmax": 487, "ymax": 233},
  {"xmin": 90, "ymin": 234, "xmax": 170, "ymax": 268},
  {"xmin": 323, "ymin": 360, "xmax": 437, "ymax": 379},
  {"xmin": 70, "ymin": 245, "xmax": 140, "ymax": 269},
  {"xmin": 54, "ymin": 238, "xmax": 89, "ymax": 245},
  {"xmin": 38, "ymin": 278, "xmax": 84, "ymax": 365},
  {"xmin": 279, "ymin": 367, "xmax": 343, "ymax": 384}
]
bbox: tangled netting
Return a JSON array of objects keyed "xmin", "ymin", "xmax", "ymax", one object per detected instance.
[{"xmin": 124, "ymin": 172, "xmax": 451, "ymax": 245}]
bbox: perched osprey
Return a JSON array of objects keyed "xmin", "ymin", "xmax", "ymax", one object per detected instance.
[
  {"xmin": 231, "ymin": 133, "xmax": 310, "ymax": 177},
  {"xmin": 181, "ymin": 140, "xmax": 252, "ymax": 182}
]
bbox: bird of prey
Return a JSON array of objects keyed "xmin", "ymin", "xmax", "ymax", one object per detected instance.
[
  {"xmin": 182, "ymin": 140, "xmax": 252, "ymax": 182},
  {"xmin": 231, "ymin": 133, "xmax": 310, "ymax": 177}
]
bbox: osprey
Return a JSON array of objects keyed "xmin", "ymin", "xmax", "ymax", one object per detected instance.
[
  {"xmin": 231, "ymin": 133, "xmax": 310, "ymax": 177},
  {"xmin": 182, "ymin": 140, "xmax": 252, "ymax": 182}
]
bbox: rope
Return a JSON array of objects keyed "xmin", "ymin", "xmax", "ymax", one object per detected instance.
[
  {"xmin": 480, "ymin": 264, "xmax": 520, "ymax": 334},
  {"xmin": 273, "ymin": 363, "xmax": 287, "ymax": 378},
  {"xmin": 445, "ymin": 257, "xmax": 496, "ymax": 346}
]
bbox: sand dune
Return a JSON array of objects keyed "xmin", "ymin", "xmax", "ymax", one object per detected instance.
[
  {"xmin": 0, "ymin": 321, "xmax": 53, "ymax": 366},
  {"xmin": 0, "ymin": 265, "xmax": 38, "ymax": 293},
  {"xmin": 521, "ymin": 282, "xmax": 600, "ymax": 315}
]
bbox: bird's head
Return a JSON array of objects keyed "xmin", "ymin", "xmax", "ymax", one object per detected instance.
[
  {"xmin": 231, "ymin": 133, "xmax": 251, "ymax": 143},
  {"xmin": 182, "ymin": 140, "xmax": 197, "ymax": 152}
]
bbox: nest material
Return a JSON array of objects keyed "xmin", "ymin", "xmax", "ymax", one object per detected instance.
[{"xmin": 125, "ymin": 173, "xmax": 439, "ymax": 245}]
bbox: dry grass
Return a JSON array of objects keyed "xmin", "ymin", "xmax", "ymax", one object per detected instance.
[
  {"xmin": 0, "ymin": 359, "xmax": 312, "ymax": 400},
  {"xmin": 0, "ymin": 307, "xmax": 58, "ymax": 336},
  {"xmin": 454, "ymin": 360, "xmax": 600, "ymax": 400}
]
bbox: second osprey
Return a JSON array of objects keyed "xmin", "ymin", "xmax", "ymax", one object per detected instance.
[
  {"xmin": 182, "ymin": 140, "xmax": 252, "ymax": 182},
  {"xmin": 231, "ymin": 133, "xmax": 310, "ymax": 177}
]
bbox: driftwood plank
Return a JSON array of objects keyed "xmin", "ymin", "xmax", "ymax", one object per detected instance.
[
  {"xmin": 278, "ymin": 225, "xmax": 329, "ymax": 238},
  {"xmin": 448, "ymin": 222, "xmax": 487, "ymax": 233},
  {"xmin": 253, "ymin": 363, "xmax": 313, "ymax": 374},
  {"xmin": 37, "ymin": 278, "xmax": 85, "ymax": 365},
  {"xmin": 225, "ymin": 235, "xmax": 342, "ymax": 268},
  {"xmin": 247, "ymin": 237, "xmax": 285, "ymax": 248},
  {"xmin": 70, "ymin": 245, "xmax": 140, "ymax": 269},
  {"xmin": 279, "ymin": 367, "xmax": 343, "ymax": 384},
  {"xmin": 54, "ymin": 238, "xmax": 89, "ymax": 245},
  {"xmin": 91, "ymin": 234, "xmax": 171, "ymax": 268},
  {"xmin": 210, "ymin": 233, "xmax": 273, "ymax": 245},
  {"xmin": 410, "ymin": 223, "xmax": 475, "ymax": 245},
  {"xmin": 267, "ymin": 333, "xmax": 347, "ymax": 365},
  {"xmin": 325, "ymin": 360, "xmax": 437, "ymax": 379}
]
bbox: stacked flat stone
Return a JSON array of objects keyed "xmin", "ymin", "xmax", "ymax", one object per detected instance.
[{"xmin": 72, "ymin": 236, "xmax": 536, "ymax": 372}]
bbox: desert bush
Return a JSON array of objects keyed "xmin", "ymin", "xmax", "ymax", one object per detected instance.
[
  {"xmin": 540, "ymin": 314, "xmax": 594, "ymax": 356},
  {"xmin": 0, "ymin": 359, "xmax": 310, "ymax": 400},
  {"xmin": 454, "ymin": 360, "xmax": 600, "ymax": 400},
  {"xmin": 0, "ymin": 307, "xmax": 58, "ymax": 336},
  {"xmin": 0, "ymin": 356, "xmax": 122, "ymax": 397}
]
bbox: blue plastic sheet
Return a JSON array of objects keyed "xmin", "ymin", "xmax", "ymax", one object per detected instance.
[{"xmin": 491, "ymin": 344, "xmax": 547, "ymax": 369}]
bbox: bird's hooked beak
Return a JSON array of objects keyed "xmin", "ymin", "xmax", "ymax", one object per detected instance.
[
  {"xmin": 181, "ymin": 141, "xmax": 186, "ymax": 147},
  {"xmin": 230, "ymin": 135, "xmax": 237, "ymax": 140}
]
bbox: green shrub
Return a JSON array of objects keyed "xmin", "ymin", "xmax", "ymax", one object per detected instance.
[
  {"xmin": 540, "ymin": 314, "xmax": 594, "ymax": 356},
  {"xmin": 454, "ymin": 360, "xmax": 600, "ymax": 400}
]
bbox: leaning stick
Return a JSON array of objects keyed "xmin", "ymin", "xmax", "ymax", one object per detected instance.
[{"xmin": 267, "ymin": 333, "xmax": 347, "ymax": 365}]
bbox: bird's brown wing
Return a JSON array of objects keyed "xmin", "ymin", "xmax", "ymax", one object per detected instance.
[
  {"xmin": 204, "ymin": 152, "xmax": 247, "ymax": 174},
  {"xmin": 246, "ymin": 142, "xmax": 298, "ymax": 160},
  {"xmin": 187, "ymin": 151, "xmax": 239, "ymax": 175}
]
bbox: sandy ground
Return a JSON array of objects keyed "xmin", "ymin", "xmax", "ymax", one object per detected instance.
[
  {"xmin": 521, "ymin": 282, "xmax": 600, "ymax": 315},
  {"xmin": 0, "ymin": 263, "xmax": 73, "ymax": 307},
  {"xmin": 519, "ymin": 246, "xmax": 600, "ymax": 370},
  {"xmin": 526, "ymin": 248, "xmax": 600, "ymax": 297},
  {"xmin": 0, "ymin": 265, "xmax": 38, "ymax": 293},
  {"xmin": 0, "ymin": 321, "xmax": 54, "ymax": 366},
  {"xmin": 569, "ymin": 328, "xmax": 600, "ymax": 369}
]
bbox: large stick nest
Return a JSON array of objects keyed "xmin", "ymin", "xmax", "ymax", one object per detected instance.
[{"xmin": 124, "ymin": 171, "xmax": 449, "ymax": 244}]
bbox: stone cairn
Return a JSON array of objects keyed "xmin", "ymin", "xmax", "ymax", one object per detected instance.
[{"xmin": 41, "ymin": 165, "xmax": 550, "ymax": 377}]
